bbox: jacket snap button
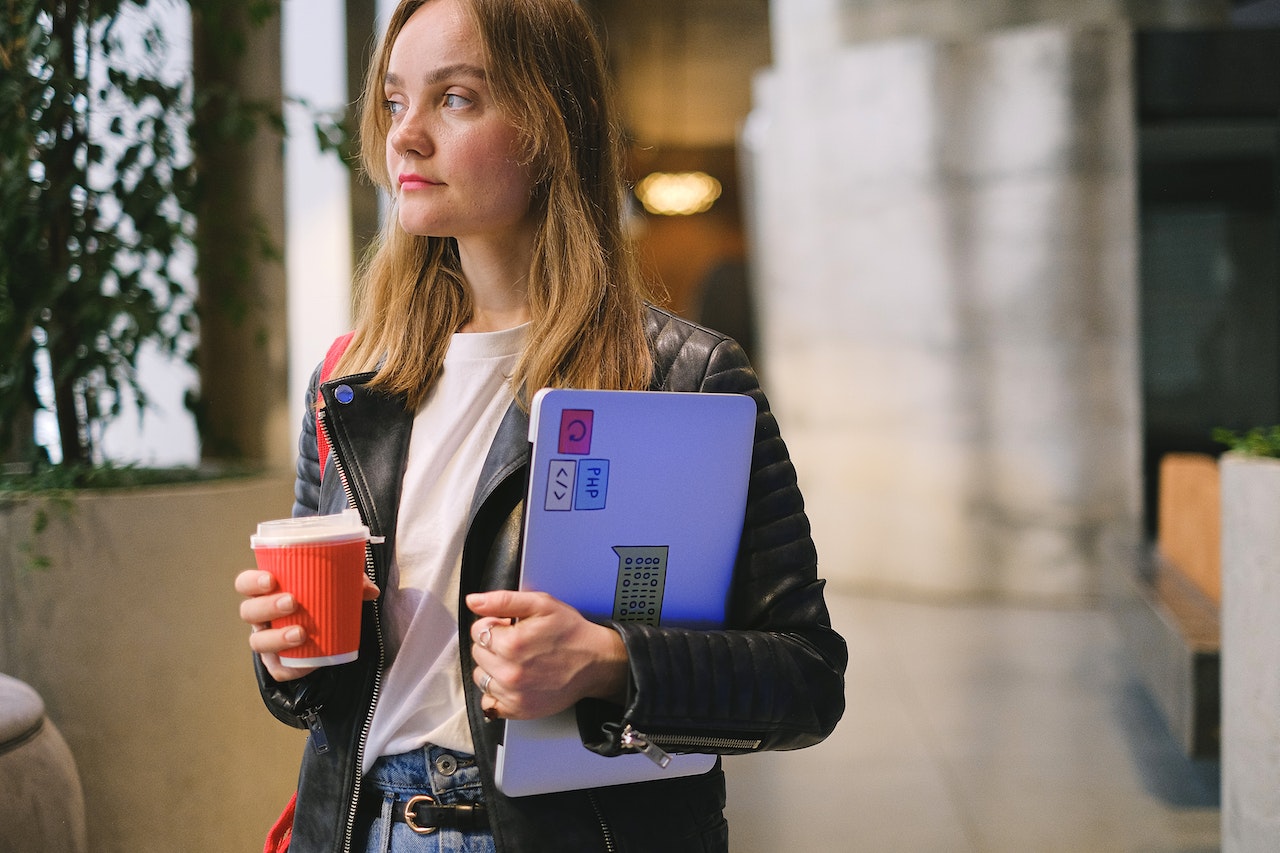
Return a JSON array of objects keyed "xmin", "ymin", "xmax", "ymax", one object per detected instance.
[
  {"xmin": 335, "ymin": 384, "xmax": 354, "ymax": 404},
  {"xmin": 435, "ymin": 754, "xmax": 458, "ymax": 776}
]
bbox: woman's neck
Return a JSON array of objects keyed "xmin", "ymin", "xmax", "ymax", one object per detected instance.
[
  {"xmin": 459, "ymin": 304, "xmax": 530, "ymax": 334},
  {"xmin": 456, "ymin": 231, "xmax": 535, "ymax": 333}
]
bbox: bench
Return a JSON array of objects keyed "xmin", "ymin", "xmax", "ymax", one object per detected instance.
[{"xmin": 1117, "ymin": 453, "xmax": 1221, "ymax": 759}]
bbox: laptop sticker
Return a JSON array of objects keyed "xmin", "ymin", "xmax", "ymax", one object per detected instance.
[
  {"xmin": 574, "ymin": 459, "xmax": 609, "ymax": 510},
  {"xmin": 544, "ymin": 460, "xmax": 576, "ymax": 511},
  {"xmin": 558, "ymin": 409, "xmax": 594, "ymax": 454},
  {"xmin": 611, "ymin": 545, "xmax": 668, "ymax": 625}
]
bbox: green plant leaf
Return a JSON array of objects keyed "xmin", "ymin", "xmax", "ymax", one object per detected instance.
[{"xmin": 1213, "ymin": 426, "xmax": 1280, "ymax": 458}]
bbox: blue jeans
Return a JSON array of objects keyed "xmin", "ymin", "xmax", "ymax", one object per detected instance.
[{"xmin": 359, "ymin": 746, "xmax": 495, "ymax": 853}]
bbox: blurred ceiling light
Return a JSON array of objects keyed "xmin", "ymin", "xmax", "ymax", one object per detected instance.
[{"xmin": 634, "ymin": 171, "xmax": 722, "ymax": 216}]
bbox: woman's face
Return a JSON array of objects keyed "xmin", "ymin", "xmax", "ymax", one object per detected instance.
[{"xmin": 383, "ymin": 0, "xmax": 535, "ymax": 245}]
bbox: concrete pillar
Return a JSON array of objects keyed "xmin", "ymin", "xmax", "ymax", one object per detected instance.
[
  {"xmin": 745, "ymin": 11, "xmax": 1142, "ymax": 601},
  {"xmin": 1221, "ymin": 454, "xmax": 1280, "ymax": 851},
  {"xmin": 193, "ymin": 6, "xmax": 291, "ymax": 469}
]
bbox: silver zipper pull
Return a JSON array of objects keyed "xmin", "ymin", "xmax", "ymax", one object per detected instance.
[
  {"xmin": 620, "ymin": 724, "xmax": 672, "ymax": 768},
  {"xmin": 301, "ymin": 707, "xmax": 330, "ymax": 754}
]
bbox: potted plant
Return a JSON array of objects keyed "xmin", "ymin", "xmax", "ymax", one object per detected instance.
[
  {"xmin": 0, "ymin": 4, "xmax": 304, "ymax": 850},
  {"xmin": 1215, "ymin": 426, "xmax": 1280, "ymax": 852},
  {"xmin": 0, "ymin": 0, "xmax": 199, "ymax": 472}
]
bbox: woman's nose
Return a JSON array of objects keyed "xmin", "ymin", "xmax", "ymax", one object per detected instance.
[{"xmin": 390, "ymin": 111, "xmax": 432, "ymax": 157}]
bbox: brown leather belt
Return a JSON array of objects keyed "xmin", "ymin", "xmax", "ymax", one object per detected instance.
[{"xmin": 360, "ymin": 792, "xmax": 489, "ymax": 835}]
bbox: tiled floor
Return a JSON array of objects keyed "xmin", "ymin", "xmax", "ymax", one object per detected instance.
[{"xmin": 722, "ymin": 592, "xmax": 1221, "ymax": 852}]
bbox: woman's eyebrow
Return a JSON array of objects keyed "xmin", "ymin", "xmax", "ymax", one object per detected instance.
[{"xmin": 384, "ymin": 63, "xmax": 487, "ymax": 89}]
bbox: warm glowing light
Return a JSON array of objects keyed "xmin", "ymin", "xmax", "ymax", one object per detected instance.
[{"xmin": 634, "ymin": 171, "xmax": 722, "ymax": 216}]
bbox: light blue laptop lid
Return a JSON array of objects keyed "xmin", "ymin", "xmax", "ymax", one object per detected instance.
[{"xmin": 494, "ymin": 388, "xmax": 756, "ymax": 797}]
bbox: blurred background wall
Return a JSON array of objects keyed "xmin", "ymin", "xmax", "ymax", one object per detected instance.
[{"xmin": 585, "ymin": 0, "xmax": 1280, "ymax": 603}]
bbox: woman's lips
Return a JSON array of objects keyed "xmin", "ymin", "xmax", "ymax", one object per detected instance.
[{"xmin": 398, "ymin": 173, "xmax": 437, "ymax": 191}]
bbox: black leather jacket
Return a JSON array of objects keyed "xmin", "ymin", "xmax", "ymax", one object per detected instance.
[{"xmin": 256, "ymin": 306, "xmax": 847, "ymax": 852}]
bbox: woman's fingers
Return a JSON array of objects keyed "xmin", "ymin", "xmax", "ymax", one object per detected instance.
[
  {"xmin": 465, "ymin": 591, "xmax": 628, "ymax": 719},
  {"xmin": 248, "ymin": 622, "xmax": 305, "ymax": 652},
  {"xmin": 236, "ymin": 567, "xmax": 320, "ymax": 682},
  {"xmin": 260, "ymin": 651, "xmax": 317, "ymax": 682},
  {"xmin": 234, "ymin": 569, "xmax": 276, "ymax": 597},
  {"xmin": 248, "ymin": 624, "xmax": 316, "ymax": 682},
  {"xmin": 238, "ymin": 590, "xmax": 298, "ymax": 626}
]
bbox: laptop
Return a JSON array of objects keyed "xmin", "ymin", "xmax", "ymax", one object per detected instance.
[{"xmin": 493, "ymin": 387, "xmax": 756, "ymax": 797}]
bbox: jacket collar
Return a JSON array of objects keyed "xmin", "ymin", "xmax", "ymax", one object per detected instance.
[
  {"xmin": 468, "ymin": 398, "xmax": 531, "ymax": 528},
  {"xmin": 318, "ymin": 372, "xmax": 413, "ymax": 539}
]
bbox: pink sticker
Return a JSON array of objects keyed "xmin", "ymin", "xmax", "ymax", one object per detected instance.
[{"xmin": 559, "ymin": 409, "xmax": 594, "ymax": 454}]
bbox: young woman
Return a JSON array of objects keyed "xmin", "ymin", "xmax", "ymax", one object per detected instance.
[{"xmin": 235, "ymin": 1, "xmax": 847, "ymax": 851}]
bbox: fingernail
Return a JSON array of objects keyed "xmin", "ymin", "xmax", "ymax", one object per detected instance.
[
  {"xmin": 279, "ymin": 594, "xmax": 295, "ymax": 612},
  {"xmin": 258, "ymin": 573, "xmax": 273, "ymax": 592},
  {"xmin": 285, "ymin": 626, "xmax": 303, "ymax": 644}
]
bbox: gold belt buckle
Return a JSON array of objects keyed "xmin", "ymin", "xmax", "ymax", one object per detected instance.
[{"xmin": 404, "ymin": 794, "xmax": 439, "ymax": 835}]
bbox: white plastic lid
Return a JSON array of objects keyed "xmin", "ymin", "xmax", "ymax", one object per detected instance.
[{"xmin": 250, "ymin": 508, "xmax": 380, "ymax": 548}]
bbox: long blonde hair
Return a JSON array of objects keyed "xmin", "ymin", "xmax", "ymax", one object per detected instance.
[{"xmin": 333, "ymin": 0, "xmax": 654, "ymax": 408}]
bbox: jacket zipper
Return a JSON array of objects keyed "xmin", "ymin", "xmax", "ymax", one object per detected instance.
[
  {"xmin": 617, "ymin": 724, "xmax": 672, "ymax": 767},
  {"xmin": 611, "ymin": 722, "xmax": 764, "ymax": 766},
  {"xmin": 318, "ymin": 406, "xmax": 388, "ymax": 853},
  {"xmin": 589, "ymin": 723, "xmax": 758, "ymax": 853},
  {"xmin": 586, "ymin": 790, "xmax": 617, "ymax": 853},
  {"xmin": 299, "ymin": 707, "xmax": 330, "ymax": 753}
]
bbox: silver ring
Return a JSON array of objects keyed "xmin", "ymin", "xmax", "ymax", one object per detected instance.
[
  {"xmin": 478, "ymin": 628, "xmax": 492, "ymax": 649},
  {"xmin": 481, "ymin": 673, "xmax": 493, "ymax": 695}
]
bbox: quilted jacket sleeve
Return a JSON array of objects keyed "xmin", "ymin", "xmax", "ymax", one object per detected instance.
[
  {"xmin": 581, "ymin": 314, "xmax": 848, "ymax": 755},
  {"xmin": 252, "ymin": 359, "xmax": 345, "ymax": 730},
  {"xmin": 292, "ymin": 361, "xmax": 324, "ymax": 518}
]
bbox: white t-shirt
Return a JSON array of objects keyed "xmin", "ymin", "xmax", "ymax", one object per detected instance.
[{"xmin": 362, "ymin": 323, "xmax": 527, "ymax": 773}]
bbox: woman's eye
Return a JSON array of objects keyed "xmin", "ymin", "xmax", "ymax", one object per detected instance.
[
  {"xmin": 443, "ymin": 92, "xmax": 472, "ymax": 109},
  {"xmin": 383, "ymin": 99, "xmax": 405, "ymax": 117}
]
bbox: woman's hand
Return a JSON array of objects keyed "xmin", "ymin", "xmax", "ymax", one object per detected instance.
[
  {"xmin": 467, "ymin": 590, "xmax": 628, "ymax": 720},
  {"xmin": 235, "ymin": 569, "xmax": 380, "ymax": 683}
]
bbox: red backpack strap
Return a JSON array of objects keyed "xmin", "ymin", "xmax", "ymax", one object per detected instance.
[
  {"xmin": 316, "ymin": 331, "xmax": 355, "ymax": 483},
  {"xmin": 263, "ymin": 791, "xmax": 296, "ymax": 853}
]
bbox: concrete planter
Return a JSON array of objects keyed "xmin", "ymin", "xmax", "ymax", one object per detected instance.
[
  {"xmin": 0, "ymin": 673, "xmax": 87, "ymax": 852},
  {"xmin": 0, "ymin": 473, "xmax": 303, "ymax": 853},
  {"xmin": 1221, "ymin": 453, "xmax": 1280, "ymax": 851}
]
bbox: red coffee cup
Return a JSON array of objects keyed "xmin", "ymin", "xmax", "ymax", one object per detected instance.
[{"xmin": 250, "ymin": 510, "xmax": 380, "ymax": 667}]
